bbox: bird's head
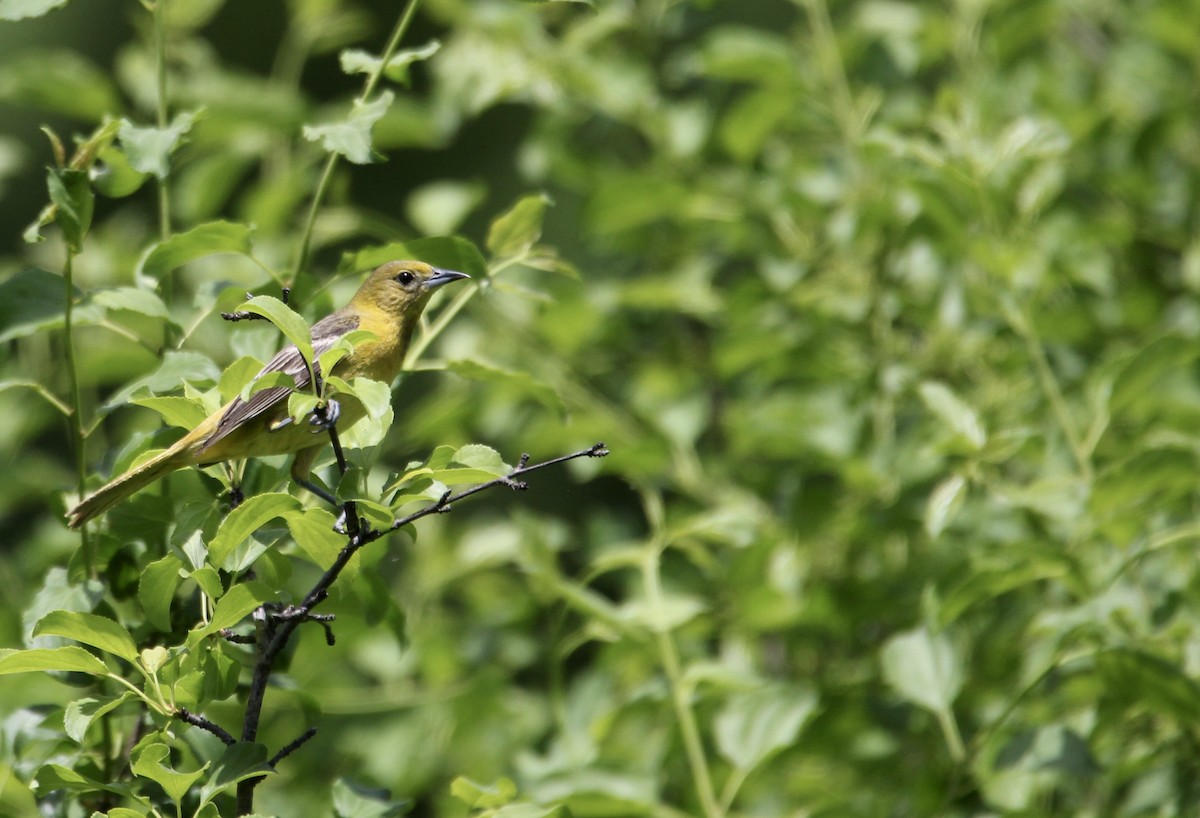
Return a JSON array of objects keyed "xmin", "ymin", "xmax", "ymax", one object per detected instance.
[{"xmin": 352, "ymin": 260, "xmax": 470, "ymax": 316}]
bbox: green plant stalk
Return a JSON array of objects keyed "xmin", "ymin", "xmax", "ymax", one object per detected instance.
[
  {"xmin": 293, "ymin": 0, "xmax": 423, "ymax": 277},
  {"xmin": 641, "ymin": 491, "xmax": 720, "ymax": 818},
  {"xmin": 62, "ymin": 251, "xmax": 92, "ymax": 576},
  {"xmin": 154, "ymin": 0, "xmax": 171, "ymax": 243},
  {"xmin": 1004, "ymin": 300, "xmax": 1093, "ymax": 480}
]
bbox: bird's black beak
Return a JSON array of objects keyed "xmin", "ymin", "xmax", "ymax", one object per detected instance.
[{"xmin": 425, "ymin": 268, "xmax": 471, "ymax": 289}]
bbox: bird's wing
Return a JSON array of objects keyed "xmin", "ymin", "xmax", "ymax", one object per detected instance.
[{"xmin": 198, "ymin": 310, "xmax": 360, "ymax": 452}]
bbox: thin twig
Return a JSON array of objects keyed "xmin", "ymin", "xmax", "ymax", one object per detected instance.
[
  {"xmin": 233, "ymin": 441, "xmax": 607, "ymax": 814},
  {"xmin": 269, "ymin": 727, "xmax": 318, "ymax": 766},
  {"xmin": 222, "ymin": 288, "xmax": 292, "ymax": 322},
  {"xmin": 177, "ymin": 708, "xmax": 236, "ymax": 746}
]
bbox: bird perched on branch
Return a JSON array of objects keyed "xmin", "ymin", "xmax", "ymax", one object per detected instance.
[{"xmin": 67, "ymin": 260, "xmax": 470, "ymax": 528}]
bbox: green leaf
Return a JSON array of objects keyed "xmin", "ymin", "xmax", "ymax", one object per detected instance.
[
  {"xmin": 197, "ymin": 743, "xmax": 272, "ymax": 807},
  {"xmin": 338, "ymin": 376, "xmax": 394, "ymax": 450},
  {"xmin": 714, "ymin": 685, "xmax": 818, "ymax": 771},
  {"xmin": 451, "ymin": 444, "xmax": 509, "ymax": 476},
  {"xmin": 33, "ymin": 611, "xmax": 138, "ymax": 662},
  {"xmin": 220, "ymin": 355, "xmax": 268, "ymax": 403},
  {"xmin": 0, "ymin": 267, "xmax": 74, "ymax": 343},
  {"xmin": 237, "ymin": 296, "xmax": 314, "ymax": 376},
  {"xmin": 140, "ymin": 554, "xmax": 185, "ymax": 632},
  {"xmin": 918, "ymin": 381, "xmax": 986, "ymax": 450},
  {"xmin": 202, "ymin": 582, "xmax": 276, "ymax": 636},
  {"xmin": 303, "ymin": 91, "xmax": 394, "ymax": 164},
  {"xmin": 129, "ymin": 396, "xmax": 209, "ymax": 430},
  {"xmin": 450, "ymin": 776, "xmax": 518, "ymax": 809},
  {"xmin": 137, "ymin": 220, "xmax": 255, "ymax": 281},
  {"xmin": 131, "ymin": 739, "xmax": 207, "ymax": 805},
  {"xmin": 0, "ymin": 0, "xmax": 69, "ymax": 20},
  {"xmin": 338, "ymin": 236, "xmax": 488, "ymax": 280},
  {"xmin": 285, "ymin": 508, "xmax": 345, "ymax": 570},
  {"xmin": 118, "ymin": 111, "xmax": 199, "ymax": 179},
  {"xmin": 47, "ymin": 166, "xmax": 93, "ymax": 252},
  {"xmin": 487, "ymin": 193, "xmax": 552, "ymax": 258},
  {"xmin": 0, "ymin": 646, "xmax": 108, "ymax": 676},
  {"xmin": 102, "ymin": 351, "xmax": 223, "ymax": 410},
  {"xmin": 340, "ymin": 40, "xmax": 441, "ymax": 84},
  {"xmin": 64, "ymin": 693, "xmax": 133, "ymax": 743},
  {"xmin": 92, "ymin": 143, "xmax": 150, "ymax": 197},
  {"xmin": 208, "ymin": 493, "xmax": 301, "ymax": 570},
  {"xmin": 925, "ymin": 474, "xmax": 967, "ymax": 538},
  {"xmin": 0, "ymin": 49, "xmax": 118, "ymax": 118},
  {"xmin": 93, "ymin": 287, "xmax": 173, "ymax": 321},
  {"xmin": 617, "ymin": 593, "xmax": 706, "ymax": 633},
  {"xmin": 880, "ymin": 626, "xmax": 963, "ymax": 714}
]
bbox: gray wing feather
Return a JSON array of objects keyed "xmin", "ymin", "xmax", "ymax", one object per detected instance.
[{"xmin": 198, "ymin": 311, "xmax": 359, "ymax": 452}]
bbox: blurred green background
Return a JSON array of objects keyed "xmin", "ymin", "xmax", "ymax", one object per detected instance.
[{"xmin": 4, "ymin": 0, "xmax": 1200, "ymax": 815}]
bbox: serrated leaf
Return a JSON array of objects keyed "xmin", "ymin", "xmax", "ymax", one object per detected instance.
[
  {"xmin": 303, "ymin": 91, "xmax": 394, "ymax": 164},
  {"xmin": 340, "ymin": 40, "xmax": 441, "ymax": 84},
  {"xmin": 131, "ymin": 740, "xmax": 207, "ymax": 805},
  {"xmin": 207, "ymin": 493, "xmax": 301, "ymax": 570},
  {"xmin": 452, "ymin": 444, "xmax": 509, "ymax": 476},
  {"xmin": 486, "ymin": 193, "xmax": 552, "ymax": 258},
  {"xmin": 33, "ymin": 611, "xmax": 138, "ymax": 662},
  {"xmin": 118, "ymin": 112, "xmax": 198, "ymax": 179},
  {"xmin": 137, "ymin": 220, "xmax": 255, "ymax": 281},
  {"xmin": 0, "ymin": 646, "xmax": 108, "ymax": 676},
  {"xmin": 714, "ymin": 685, "xmax": 817, "ymax": 771},
  {"xmin": 64, "ymin": 693, "xmax": 132, "ymax": 743}
]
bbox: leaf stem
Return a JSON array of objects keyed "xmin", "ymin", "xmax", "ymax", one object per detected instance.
[
  {"xmin": 63, "ymin": 251, "xmax": 92, "ymax": 576},
  {"xmin": 293, "ymin": 0, "xmax": 423, "ymax": 278},
  {"xmin": 153, "ymin": 0, "xmax": 171, "ymax": 243},
  {"xmin": 640, "ymin": 490, "xmax": 720, "ymax": 818}
]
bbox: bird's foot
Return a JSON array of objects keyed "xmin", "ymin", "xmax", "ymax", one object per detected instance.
[{"xmin": 310, "ymin": 398, "xmax": 341, "ymax": 431}]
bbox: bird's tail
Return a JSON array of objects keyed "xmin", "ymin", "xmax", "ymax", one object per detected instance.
[{"xmin": 67, "ymin": 441, "xmax": 194, "ymax": 528}]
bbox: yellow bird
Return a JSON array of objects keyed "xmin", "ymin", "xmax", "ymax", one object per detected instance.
[{"xmin": 67, "ymin": 260, "xmax": 469, "ymax": 528}]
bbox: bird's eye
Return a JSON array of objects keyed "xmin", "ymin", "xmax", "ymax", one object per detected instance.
[{"xmin": 395, "ymin": 270, "xmax": 416, "ymax": 286}]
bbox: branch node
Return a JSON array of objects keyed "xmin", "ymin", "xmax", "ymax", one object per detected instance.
[
  {"xmin": 218, "ymin": 628, "xmax": 256, "ymax": 645},
  {"xmin": 589, "ymin": 441, "xmax": 609, "ymax": 457}
]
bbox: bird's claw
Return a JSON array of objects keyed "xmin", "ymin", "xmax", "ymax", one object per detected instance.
[
  {"xmin": 310, "ymin": 398, "xmax": 341, "ymax": 430},
  {"xmin": 332, "ymin": 508, "xmax": 372, "ymax": 538}
]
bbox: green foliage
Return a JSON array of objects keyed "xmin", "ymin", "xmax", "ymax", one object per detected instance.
[{"xmin": 2, "ymin": 0, "xmax": 1200, "ymax": 816}]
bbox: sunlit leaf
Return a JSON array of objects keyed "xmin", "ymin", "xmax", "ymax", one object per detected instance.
[{"xmin": 303, "ymin": 91, "xmax": 394, "ymax": 164}]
